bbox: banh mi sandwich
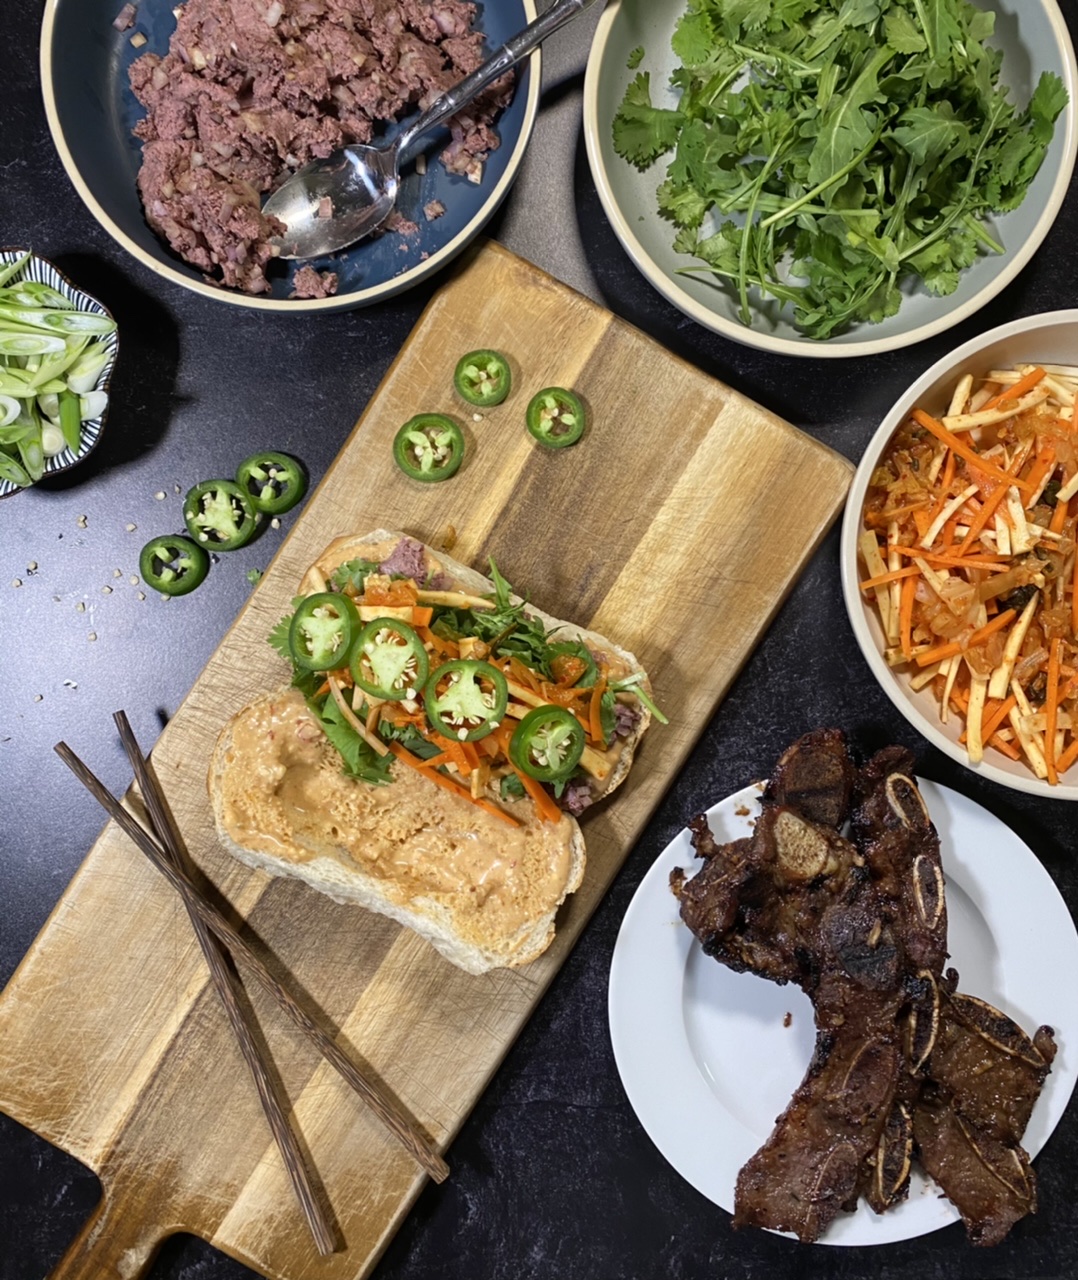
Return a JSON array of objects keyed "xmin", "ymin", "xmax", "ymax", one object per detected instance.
[{"xmin": 210, "ymin": 530, "xmax": 663, "ymax": 974}]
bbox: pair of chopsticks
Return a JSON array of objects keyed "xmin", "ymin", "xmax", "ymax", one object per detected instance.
[{"xmin": 56, "ymin": 713, "xmax": 448, "ymax": 1256}]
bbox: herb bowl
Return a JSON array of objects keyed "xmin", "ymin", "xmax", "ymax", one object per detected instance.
[
  {"xmin": 840, "ymin": 309, "xmax": 1078, "ymax": 799},
  {"xmin": 583, "ymin": 0, "xmax": 1078, "ymax": 358},
  {"xmin": 0, "ymin": 249, "xmax": 118, "ymax": 500}
]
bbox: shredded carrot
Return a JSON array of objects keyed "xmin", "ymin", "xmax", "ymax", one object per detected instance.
[
  {"xmin": 1046, "ymin": 637, "xmax": 1062, "ymax": 785},
  {"xmin": 899, "ymin": 574, "xmax": 917, "ymax": 661},
  {"xmin": 423, "ymin": 752, "xmax": 452, "ymax": 769},
  {"xmin": 980, "ymin": 366, "xmax": 1046, "ymax": 412},
  {"xmin": 430, "ymin": 732, "xmax": 473, "ymax": 776},
  {"xmin": 988, "ymin": 733, "xmax": 1022, "ymax": 761},
  {"xmin": 1057, "ymin": 736, "xmax": 1078, "ymax": 774},
  {"xmin": 890, "ymin": 545, "xmax": 1007, "ymax": 570},
  {"xmin": 1020, "ymin": 446, "xmax": 1057, "ymax": 511},
  {"xmin": 417, "ymin": 626, "xmax": 459, "ymax": 659},
  {"xmin": 1050, "ymin": 495, "xmax": 1070, "ymax": 534},
  {"xmin": 511, "ymin": 764, "xmax": 563, "ymax": 825},
  {"xmin": 859, "ymin": 566, "xmax": 921, "ymax": 592},
  {"xmin": 911, "ymin": 409, "xmax": 1034, "ymax": 494},
  {"xmin": 387, "ymin": 741, "xmax": 520, "ymax": 827},
  {"xmin": 914, "ymin": 609, "xmax": 1017, "ymax": 667},
  {"xmin": 982, "ymin": 694, "xmax": 1018, "ymax": 743},
  {"xmin": 410, "ymin": 606, "xmax": 434, "ymax": 627}
]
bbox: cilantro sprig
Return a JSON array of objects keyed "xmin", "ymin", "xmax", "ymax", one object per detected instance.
[{"xmin": 613, "ymin": 0, "xmax": 1068, "ymax": 340}]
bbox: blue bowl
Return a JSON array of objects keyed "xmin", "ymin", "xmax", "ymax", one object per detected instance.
[{"xmin": 40, "ymin": 0, "xmax": 539, "ymax": 311}]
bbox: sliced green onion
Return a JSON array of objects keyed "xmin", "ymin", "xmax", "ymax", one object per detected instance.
[
  {"xmin": 65, "ymin": 346, "xmax": 110, "ymax": 394},
  {"xmin": 40, "ymin": 310, "xmax": 117, "ymax": 335},
  {"xmin": 0, "ymin": 256, "xmax": 115, "ymax": 486},
  {"xmin": 0, "ymin": 331, "xmax": 67, "ymax": 357},
  {"xmin": 0, "ymin": 448, "xmax": 31, "ymax": 487},
  {"xmin": 0, "ymin": 252, "xmax": 32, "ymax": 290},
  {"xmin": 79, "ymin": 390, "xmax": 108, "ymax": 421},
  {"xmin": 41, "ymin": 421, "xmax": 65, "ymax": 457},
  {"xmin": 59, "ymin": 391, "xmax": 82, "ymax": 452},
  {"xmin": 14, "ymin": 282, "xmax": 75, "ymax": 309},
  {"xmin": 0, "ymin": 422, "xmax": 36, "ymax": 445},
  {"xmin": 17, "ymin": 415, "xmax": 44, "ymax": 482}
]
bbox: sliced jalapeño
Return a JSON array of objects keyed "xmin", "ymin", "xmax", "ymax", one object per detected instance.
[
  {"xmin": 393, "ymin": 414, "xmax": 464, "ymax": 482},
  {"xmin": 138, "ymin": 534, "xmax": 210, "ymax": 597},
  {"xmin": 424, "ymin": 659, "xmax": 508, "ymax": 742},
  {"xmin": 350, "ymin": 617, "xmax": 429, "ymax": 701},
  {"xmin": 183, "ymin": 478, "xmax": 258, "ymax": 550},
  {"xmin": 288, "ymin": 591, "xmax": 359, "ymax": 671},
  {"xmin": 526, "ymin": 388, "xmax": 585, "ymax": 449},
  {"xmin": 454, "ymin": 349, "xmax": 511, "ymax": 407},
  {"xmin": 509, "ymin": 705, "xmax": 586, "ymax": 782}
]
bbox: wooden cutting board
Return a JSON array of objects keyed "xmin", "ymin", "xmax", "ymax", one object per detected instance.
[{"xmin": 0, "ymin": 242, "xmax": 852, "ymax": 1280}]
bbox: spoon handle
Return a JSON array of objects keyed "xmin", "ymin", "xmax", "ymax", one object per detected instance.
[{"xmin": 397, "ymin": 0, "xmax": 600, "ymax": 161}]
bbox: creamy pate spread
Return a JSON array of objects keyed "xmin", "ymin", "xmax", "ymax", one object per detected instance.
[{"xmin": 217, "ymin": 689, "xmax": 576, "ymax": 948}]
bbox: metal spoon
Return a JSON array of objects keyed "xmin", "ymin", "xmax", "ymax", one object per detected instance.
[{"xmin": 263, "ymin": 0, "xmax": 599, "ymax": 260}]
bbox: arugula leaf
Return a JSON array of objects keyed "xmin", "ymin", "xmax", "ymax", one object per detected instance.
[
  {"xmin": 612, "ymin": 0, "xmax": 1067, "ymax": 340},
  {"xmin": 806, "ymin": 45, "xmax": 891, "ymax": 189},
  {"xmin": 911, "ymin": 0, "xmax": 962, "ymax": 65}
]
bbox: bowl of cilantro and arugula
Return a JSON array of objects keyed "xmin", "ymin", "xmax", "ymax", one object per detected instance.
[{"xmin": 583, "ymin": 0, "xmax": 1077, "ymax": 356}]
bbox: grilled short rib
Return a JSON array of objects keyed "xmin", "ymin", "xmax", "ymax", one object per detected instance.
[
  {"xmin": 672, "ymin": 731, "xmax": 1055, "ymax": 1245},
  {"xmin": 913, "ymin": 976, "xmax": 1056, "ymax": 1245}
]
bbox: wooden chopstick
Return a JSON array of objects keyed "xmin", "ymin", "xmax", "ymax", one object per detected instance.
[
  {"xmin": 111, "ymin": 712, "xmax": 336, "ymax": 1256},
  {"xmin": 54, "ymin": 735, "xmax": 450, "ymax": 1185}
]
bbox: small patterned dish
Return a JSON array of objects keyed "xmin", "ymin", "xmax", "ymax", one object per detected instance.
[{"xmin": 0, "ymin": 248, "xmax": 118, "ymax": 499}]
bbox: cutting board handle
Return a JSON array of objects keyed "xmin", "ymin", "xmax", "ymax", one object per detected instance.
[{"xmin": 49, "ymin": 1196, "xmax": 162, "ymax": 1280}]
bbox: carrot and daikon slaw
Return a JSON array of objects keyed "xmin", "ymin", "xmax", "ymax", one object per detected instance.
[{"xmin": 859, "ymin": 363, "xmax": 1078, "ymax": 783}]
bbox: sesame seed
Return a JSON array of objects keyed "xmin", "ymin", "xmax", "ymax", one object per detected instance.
[
  {"xmin": 75, "ymin": 602, "xmax": 86, "ymax": 613},
  {"xmin": 10, "ymin": 579, "xmax": 21, "ymax": 588},
  {"xmin": 125, "ymin": 523, "xmax": 137, "ymax": 532},
  {"xmin": 113, "ymin": 568, "xmax": 122, "ymax": 578},
  {"xmin": 154, "ymin": 491, "xmax": 166, "ymax": 501},
  {"xmin": 136, "ymin": 591, "xmax": 146, "ymax": 601},
  {"xmin": 101, "ymin": 585, "xmax": 113, "ymax": 595},
  {"xmin": 87, "ymin": 631, "xmax": 97, "ymax": 642},
  {"xmin": 27, "ymin": 561, "xmax": 38, "ymax": 572},
  {"xmin": 77, "ymin": 515, "xmax": 88, "ymax": 528},
  {"xmin": 129, "ymin": 575, "xmax": 139, "ymax": 586},
  {"xmin": 33, "ymin": 694, "xmax": 42, "ymax": 703}
]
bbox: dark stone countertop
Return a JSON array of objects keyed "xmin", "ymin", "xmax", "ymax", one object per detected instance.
[{"xmin": 3, "ymin": 2, "xmax": 1078, "ymax": 1278}]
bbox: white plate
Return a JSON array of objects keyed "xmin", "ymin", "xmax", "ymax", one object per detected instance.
[{"xmin": 609, "ymin": 779, "xmax": 1078, "ymax": 1246}]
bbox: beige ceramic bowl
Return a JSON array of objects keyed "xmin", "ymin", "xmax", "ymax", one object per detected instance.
[
  {"xmin": 584, "ymin": 0, "xmax": 1078, "ymax": 358},
  {"xmin": 841, "ymin": 310, "xmax": 1078, "ymax": 799}
]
